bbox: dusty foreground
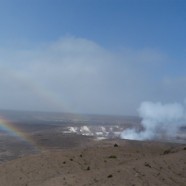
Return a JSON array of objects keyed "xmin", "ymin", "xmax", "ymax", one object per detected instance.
[{"xmin": 0, "ymin": 140, "xmax": 185, "ymax": 186}]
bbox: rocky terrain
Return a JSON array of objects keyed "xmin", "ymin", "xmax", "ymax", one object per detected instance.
[
  {"xmin": 0, "ymin": 139, "xmax": 185, "ymax": 186},
  {"xmin": 0, "ymin": 110, "xmax": 186, "ymax": 186}
]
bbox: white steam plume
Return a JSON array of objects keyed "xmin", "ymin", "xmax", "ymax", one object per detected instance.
[{"xmin": 121, "ymin": 101, "xmax": 186, "ymax": 140}]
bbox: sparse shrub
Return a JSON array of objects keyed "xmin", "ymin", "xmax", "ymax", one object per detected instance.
[
  {"xmin": 107, "ymin": 174, "xmax": 113, "ymax": 178},
  {"xmin": 87, "ymin": 166, "xmax": 90, "ymax": 170},
  {"xmin": 144, "ymin": 162, "xmax": 151, "ymax": 168},
  {"xmin": 108, "ymin": 155, "xmax": 117, "ymax": 159},
  {"xmin": 163, "ymin": 149, "xmax": 171, "ymax": 155},
  {"xmin": 114, "ymin": 143, "xmax": 118, "ymax": 147}
]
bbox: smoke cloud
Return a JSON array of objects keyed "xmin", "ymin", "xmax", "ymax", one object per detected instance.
[{"xmin": 121, "ymin": 101, "xmax": 186, "ymax": 140}]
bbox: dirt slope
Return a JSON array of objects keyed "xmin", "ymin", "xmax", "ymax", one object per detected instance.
[{"xmin": 0, "ymin": 140, "xmax": 185, "ymax": 186}]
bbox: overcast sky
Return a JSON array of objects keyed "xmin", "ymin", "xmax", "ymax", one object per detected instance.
[{"xmin": 0, "ymin": 0, "xmax": 186, "ymax": 115}]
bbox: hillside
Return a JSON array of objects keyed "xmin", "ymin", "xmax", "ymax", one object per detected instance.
[{"xmin": 0, "ymin": 140, "xmax": 185, "ymax": 186}]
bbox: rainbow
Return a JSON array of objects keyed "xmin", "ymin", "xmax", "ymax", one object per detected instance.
[
  {"xmin": 5, "ymin": 68, "xmax": 88, "ymax": 120},
  {"xmin": 0, "ymin": 70, "xmax": 87, "ymax": 151},
  {"xmin": 6, "ymin": 70, "xmax": 71, "ymax": 113},
  {"xmin": 0, "ymin": 116, "xmax": 39, "ymax": 151}
]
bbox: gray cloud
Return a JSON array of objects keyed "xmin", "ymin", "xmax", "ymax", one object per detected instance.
[{"xmin": 0, "ymin": 36, "xmax": 184, "ymax": 115}]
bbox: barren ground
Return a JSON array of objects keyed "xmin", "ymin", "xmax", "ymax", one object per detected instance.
[{"xmin": 0, "ymin": 139, "xmax": 185, "ymax": 186}]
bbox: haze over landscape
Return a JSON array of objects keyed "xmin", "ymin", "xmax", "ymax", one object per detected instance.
[
  {"xmin": 0, "ymin": 1, "xmax": 186, "ymax": 186},
  {"xmin": 0, "ymin": 0, "xmax": 186, "ymax": 115}
]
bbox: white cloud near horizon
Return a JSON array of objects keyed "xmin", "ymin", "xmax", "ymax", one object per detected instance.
[{"xmin": 0, "ymin": 36, "xmax": 185, "ymax": 115}]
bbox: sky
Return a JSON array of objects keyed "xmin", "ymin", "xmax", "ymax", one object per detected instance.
[{"xmin": 0, "ymin": 0, "xmax": 186, "ymax": 115}]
